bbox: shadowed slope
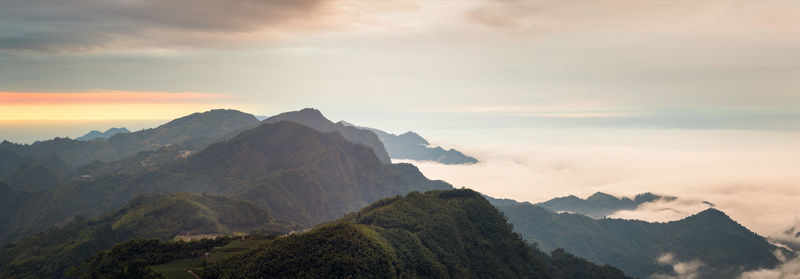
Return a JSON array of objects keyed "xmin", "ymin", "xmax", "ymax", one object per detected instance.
[
  {"xmin": 0, "ymin": 193, "xmax": 290, "ymax": 279},
  {"xmin": 1, "ymin": 121, "xmax": 450, "ymax": 245},
  {"xmin": 493, "ymin": 198, "xmax": 789, "ymax": 279},
  {"xmin": 206, "ymin": 189, "xmax": 630, "ymax": 279},
  {"xmin": 264, "ymin": 108, "xmax": 392, "ymax": 164}
]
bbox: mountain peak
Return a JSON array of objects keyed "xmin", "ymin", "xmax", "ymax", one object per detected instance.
[
  {"xmin": 537, "ymin": 192, "xmax": 665, "ymax": 219},
  {"xmin": 692, "ymin": 207, "xmax": 729, "ymax": 219},
  {"xmin": 76, "ymin": 127, "xmax": 130, "ymax": 141},
  {"xmin": 397, "ymin": 131, "xmax": 428, "ymax": 145},
  {"xmin": 206, "ymin": 189, "xmax": 628, "ymax": 279},
  {"xmin": 298, "ymin": 107, "xmax": 323, "ymax": 115},
  {"xmin": 162, "ymin": 109, "xmax": 257, "ymax": 128},
  {"xmin": 264, "ymin": 109, "xmax": 391, "ymax": 164},
  {"xmin": 587, "ymin": 192, "xmax": 617, "ymax": 201}
]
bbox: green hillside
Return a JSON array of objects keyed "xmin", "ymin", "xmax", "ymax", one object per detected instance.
[
  {"xmin": 494, "ymin": 200, "xmax": 789, "ymax": 278},
  {"xmin": 0, "ymin": 193, "xmax": 294, "ymax": 279},
  {"xmin": 1, "ymin": 121, "xmax": 450, "ymax": 245},
  {"xmin": 205, "ymin": 189, "xmax": 629, "ymax": 279}
]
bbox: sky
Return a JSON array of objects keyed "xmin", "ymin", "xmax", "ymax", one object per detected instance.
[
  {"xmin": 3, "ymin": 1, "xmax": 800, "ymax": 275},
  {"xmin": 1, "ymin": 0, "xmax": 799, "ymax": 122}
]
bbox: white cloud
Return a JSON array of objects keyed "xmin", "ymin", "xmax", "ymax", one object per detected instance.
[
  {"xmin": 404, "ymin": 128, "xmax": 800, "ymax": 241},
  {"xmin": 650, "ymin": 253, "xmax": 704, "ymax": 279},
  {"xmin": 739, "ymin": 255, "xmax": 800, "ymax": 279}
]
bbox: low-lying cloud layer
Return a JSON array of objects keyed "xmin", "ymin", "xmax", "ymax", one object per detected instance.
[
  {"xmin": 404, "ymin": 128, "xmax": 800, "ymax": 243},
  {"xmin": 740, "ymin": 255, "xmax": 800, "ymax": 279},
  {"xmin": 651, "ymin": 253, "xmax": 704, "ymax": 279}
]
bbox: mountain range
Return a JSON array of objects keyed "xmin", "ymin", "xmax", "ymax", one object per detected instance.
[
  {"xmin": 266, "ymin": 108, "xmax": 478, "ymax": 165},
  {"xmin": 0, "ymin": 119, "xmax": 450, "ymax": 247},
  {"xmin": 0, "ymin": 109, "xmax": 260, "ymax": 181},
  {"xmin": 264, "ymin": 108, "xmax": 393, "ymax": 164},
  {"xmin": 537, "ymin": 192, "xmax": 675, "ymax": 219},
  {"xmin": 0, "ymin": 192, "xmax": 295, "ymax": 278},
  {"xmin": 75, "ymin": 128, "xmax": 130, "ymax": 141},
  {"xmin": 73, "ymin": 189, "xmax": 630, "ymax": 279},
  {"xmin": 363, "ymin": 127, "xmax": 478, "ymax": 165},
  {"xmin": 491, "ymin": 197, "xmax": 791, "ymax": 278},
  {"xmin": 0, "ymin": 108, "xmax": 789, "ymax": 279}
]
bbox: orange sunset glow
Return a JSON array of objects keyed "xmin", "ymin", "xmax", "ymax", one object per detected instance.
[{"xmin": 0, "ymin": 90, "xmax": 239, "ymax": 120}]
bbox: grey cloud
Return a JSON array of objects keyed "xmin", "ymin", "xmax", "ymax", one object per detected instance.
[{"xmin": 0, "ymin": 0, "xmax": 324, "ymax": 51}]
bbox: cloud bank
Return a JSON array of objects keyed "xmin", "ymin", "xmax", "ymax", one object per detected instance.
[
  {"xmin": 403, "ymin": 128, "xmax": 800, "ymax": 242},
  {"xmin": 651, "ymin": 253, "xmax": 704, "ymax": 279}
]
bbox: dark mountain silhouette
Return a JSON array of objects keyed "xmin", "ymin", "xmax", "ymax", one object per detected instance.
[
  {"xmin": 491, "ymin": 197, "xmax": 790, "ymax": 279},
  {"xmin": 266, "ymin": 108, "xmax": 477, "ymax": 165},
  {"xmin": 75, "ymin": 127, "xmax": 130, "ymax": 141},
  {"xmin": 362, "ymin": 127, "xmax": 479, "ymax": 165},
  {"xmin": 538, "ymin": 192, "xmax": 674, "ymax": 218},
  {"xmin": 75, "ymin": 144, "xmax": 194, "ymax": 177},
  {"xmin": 204, "ymin": 189, "xmax": 630, "ymax": 279},
  {"xmin": 0, "ymin": 121, "xmax": 450, "ymax": 245},
  {"xmin": 3, "ymin": 164, "xmax": 62, "ymax": 191},
  {"xmin": 264, "ymin": 108, "xmax": 392, "ymax": 164},
  {"xmin": 0, "ymin": 109, "xmax": 260, "ymax": 178},
  {"xmin": 0, "ymin": 193, "xmax": 295, "ymax": 278}
]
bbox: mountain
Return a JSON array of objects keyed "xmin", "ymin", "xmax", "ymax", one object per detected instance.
[
  {"xmin": 195, "ymin": 189, "xmax": 628, "ymax": 278},
  {"xmin": 264, "ymin": 108, "xmax": 392, "ymax": 164},
  {"xmin": 362, "ymin": 127, "xmax": 479, "ymax": 165},
  {"xmin": 0, "ymin": 182, "xmax": 30, "ymax": 243},
  {"xmin": 75, "ymin": 144, "xmax": 195, "ymax": 177},
  {"xmin": 537, "ymin": 192, "xmax": 674, "ymax": 218},
  {"xmin": 0, "ymin": 192, "xmax": 294, "ymax": 279},
  {"xmin": 492, "ymin": 198, "xmax": 790, "ymax": 278},
  {"xmin": 3, "ymin": 164, "xmax": 62, "ymax": 191},
  {"xmin": 266, "ymin": 108, "xmax": 478, "ymax": 165},
  {"xmin": 75, "ymin": 127, "xmax": 131, "ymax": 141},
  {"xmin": 0, "ymin": 109, "xmax": 260, "ymax": 177},
  {"xmin": 0, "ymin": 121, "xmax": 450, "ymax": 245},
  {"xmin": 0, "ymin": 193, "xmax": 292, "ymax": 278},
  {"xmin": 175, "ymin": 121, "xmax": 450, "ymax": 225}
]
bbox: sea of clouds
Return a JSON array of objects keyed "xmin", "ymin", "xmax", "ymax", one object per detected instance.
[{"xmin": 401, "ymin": 127, "xmax": 800, "ymax": 278}]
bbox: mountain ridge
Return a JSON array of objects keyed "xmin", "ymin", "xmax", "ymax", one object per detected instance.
[
  {"xmin": 492, "ymin": 197, "xmax": 789, "ymax": 278},
  {"xmin": 364, "ymin": 127, "xmax": 479, "ymax": 165},
  {"xmin": 537, "ymin": 191, "xmax": 674, "ymax": 218},
  {"xmin": 264, "ymin": 108, "xmax": 393, "ymax": 164},
  {"xmin": 0, "ymin": 192, "xmax": 294, "ymax": 279},
  {"xmin": 0, "ymin": 120, "xmax": 450, "ymax": 245},
  {"xmin": 75, "ymin": 127, "xmax": 130, "ymax": 141},
  {"xmin": 0, "ymin": 109, "xmax": 260, "ymax": 179},
  {"xmin": 205, "ymin": 189, "xmax": 631, "ymax": 279}
]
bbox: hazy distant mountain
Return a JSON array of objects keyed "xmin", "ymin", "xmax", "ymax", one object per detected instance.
[
  {"xmin": 0, "ymin": 121, "xmax": 449, "ymax": 245},
  {"xmin": 3, "ymin": 164, "xmax": 62, "ymax": 191},
  {"xmin": 0, "ymin": 109, "xmax": 260, "ymax": 178},
  {"xmin": 538, "ymin": 192, "xmax": 674, "ymax": 218},
  {"xmin": 491, "ymin": 198, "xmax": 790, "ymax": 279},
  {"xmin": 0, "ymin": 193, "xmax": 295, "ymax": 278},
  {"xmin": 204, "ymin": 189, "xmax": 630, "ymax": 279},
  {"xmin": 75, "ymin": 144, "xmax": 195, "ymax": 177},
  {"xmin": 75, "ymin": 127, "xmax": 130, "ymax": 141},
  {"xmin": 361, "ymin": 127, "xmax": 479, "ymax": 165},
  {"xmin": 267, "ymin": 108, "xmax": 477, "ymax": 165},
  {"xmin": 264, "ymin": 108, "xmax": 392, "ymax": 164}
]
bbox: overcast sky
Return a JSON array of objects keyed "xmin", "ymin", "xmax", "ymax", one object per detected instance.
[{"xmin": 1, "ymin": 0, "xmax": 799, "ymax": 124}]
